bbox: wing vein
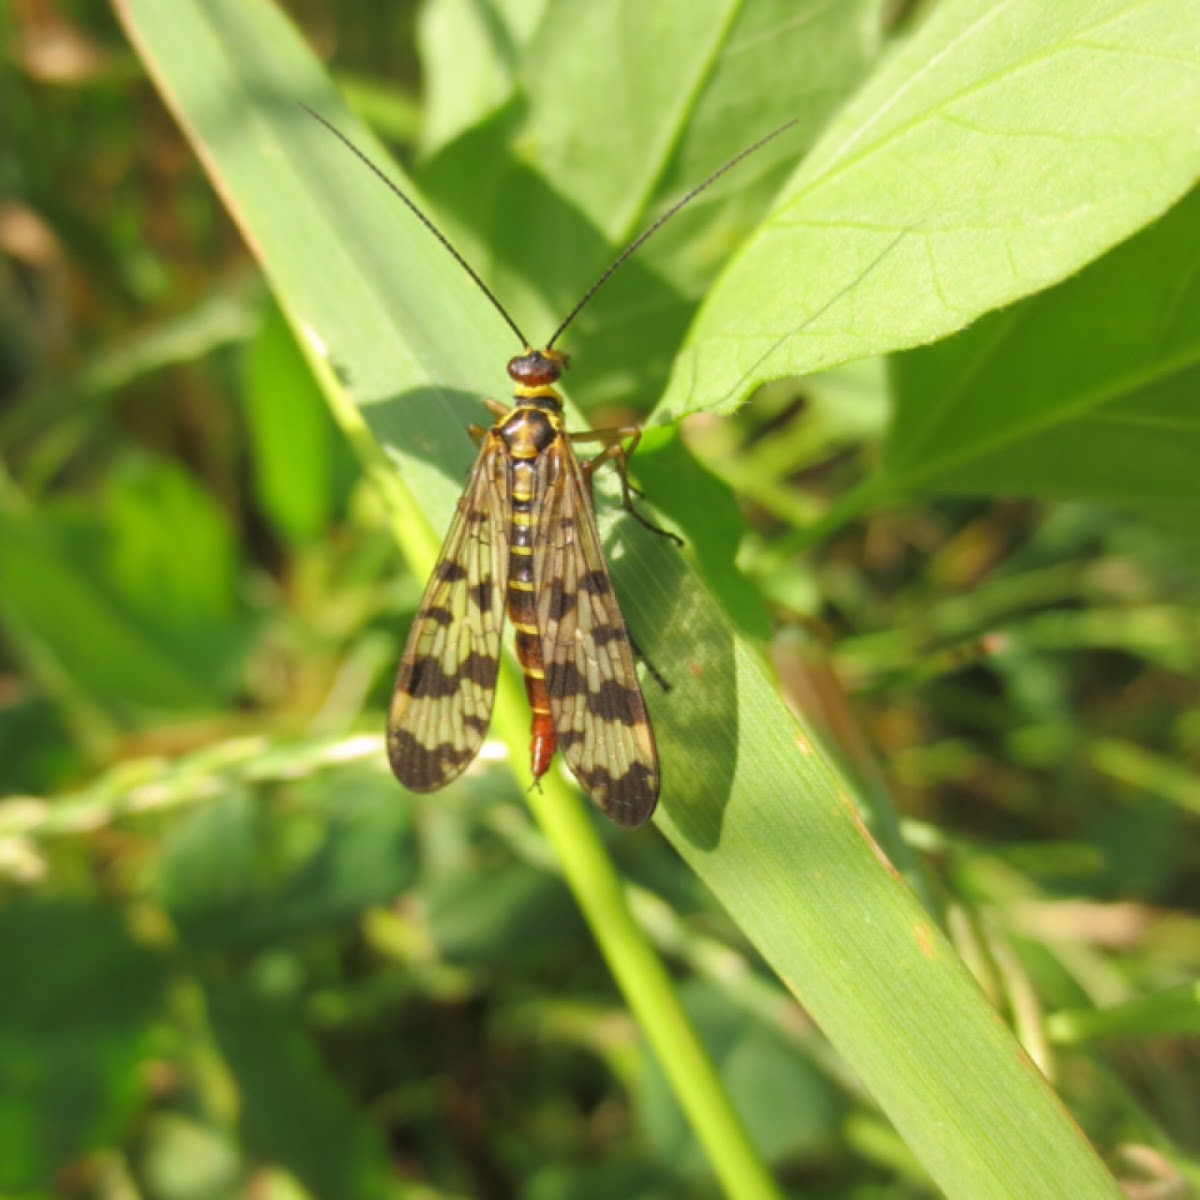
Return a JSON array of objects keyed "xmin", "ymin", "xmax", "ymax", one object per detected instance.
[
  {"xmin": 387, "ymin": 438, "xmax": 509, "ymax": 791},
  {"xmin": 533, "ymin": 440, "xmax": 659, "ymax": 826}
]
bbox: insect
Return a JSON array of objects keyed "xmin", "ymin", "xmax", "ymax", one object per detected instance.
[{"xmin": 305, "ymin": 108, "xmax": 794, "ymax": 825}]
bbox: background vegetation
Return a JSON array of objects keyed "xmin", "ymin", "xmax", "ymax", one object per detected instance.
[{"xmin": 2, "ymin": 1, "xmax": 1198, "ymax": 1197}]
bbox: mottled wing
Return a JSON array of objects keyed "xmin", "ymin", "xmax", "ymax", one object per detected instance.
[
  {"xmin": 532, "ymin": 441, "xmax": 659, "ymax": 826},
  {"xmin": 388, "ymin": 437, "xmax": 508, "ymax": 791}
]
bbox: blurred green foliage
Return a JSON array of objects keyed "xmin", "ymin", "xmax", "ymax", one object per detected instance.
[{"xmin": 1, "ymin": 2, "xmax": 1198, "ymax": 1198}]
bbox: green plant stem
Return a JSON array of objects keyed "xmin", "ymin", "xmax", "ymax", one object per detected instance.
[{"xmin": 508, "ymin": 692, "xmax": 780, "ymax": 1199}]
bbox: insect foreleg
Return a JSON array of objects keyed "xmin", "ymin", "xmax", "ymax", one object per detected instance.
[
  {"xmin": 572, "ymin": 427, "xmax": 683, "ymax": 547},
  {"xmin": 471, "ymin": 400, "xmax": 511, "ymax": 445}
]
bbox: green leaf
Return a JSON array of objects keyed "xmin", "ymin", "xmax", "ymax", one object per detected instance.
[
  {"xmin": 518, "ymin": 0, "xmax": 744, "ymax": 243},
  {"xmin": 639, "ymin": 981, "xmax": 837, "ymax": 1175},
  {"xmin": 158, "ymin": 771, "xmax": 417, "ymax": 951},
  {"xmin": 633, "ymin": 0, "xmax": 884, "ymax": 294},
  {"xmin": 424, "ymin": 863, "xmax": 587, "ymax": 968},
  {"xmin": 417, "ymin": 0, "xmax": 547, "ymax": 155},
  {"xmin": 518, "ymin": 0, "xmax": 882, "ymax": 249},
  {"xmin": 664, "ymin": 0, "xmax": 1200, "ymax": 418},
  {"xmin": 138, "ymin": 1114, "xmax": 241, "ymax": 1200},
  {"xmin": 0, "ymin": 901, "xmax": 165, "ymax": 1192},
  {"xmin": 0, "ymin": 467, "xmax": 236, "ymax": 714},
  {"xmin": 205, "ymin": 981, "xmax": 394, "ymax": 1199},
  {"xmin": 114, "ymin": 1, "xmax": 1123, "ymax": 1196},
  {"xmin": 104, "ymin": 455, "xmax": 241, "ymax": 635},
  {"xmin": 885, "ymin": 184, "xmax": 1200, "ymax": 522},
  {"xmin": 242, "ymin": 300, "xmax": 347, "ymax": 544},
  {"xmin": 632, "ymin": 428, "xmax": 772, "ymax": 640},
  {"xmin": 1048, "ymin": 984, "xmax": 1200, "ymax": 1044},
  {"xmin": 418, "ymin": 0, "xmax": 881, "ymax": 412}
]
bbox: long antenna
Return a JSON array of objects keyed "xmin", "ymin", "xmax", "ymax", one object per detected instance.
[
  {"xmin": 302, "ymin": 105, "xmax": 797, "ymax": 353},
  {"xmin": 545, "ymin": 117, "xmax": 798, "ymax": 349},
  {"xmin": 300, "ymin": 103, "xmax": 531, "ymax": 348}
]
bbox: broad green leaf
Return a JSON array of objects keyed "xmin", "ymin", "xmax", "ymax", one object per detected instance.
[
  {"xmin": 0, "ymin": 466, "xmax": 237, "ymax": 714},
  {"xmin": 637, "ymin": 0, "xmax": 884, "ymax": 295},
  {"xmin": 115, "ymin": 1, "xmax": 1121, "ymax": 1196},
  {"xmin": 885, "ymin": 184, "xmax": 1200, "ymax": 521},
  {"xmin": 517, "ymin": 0, "xmax": 880, "ymax": 253},
  {"xmin": 158, "ymin": 772, "xmax": 417, "ymax": 951},
  {"xmin": 205, "ymin": 981, "xmax": 395, "ymax": 1199},
  {"xmin": 424, "ymin": 863, "xmax": 587, "ymax": 968},
  {"xmin": 664, "ymin": 0, "xmax": 1200, "ymax": 419},
  {"xmin": 157, "ymin": 788, "xmax": 259, "ymax": 939},
  {"xmin": 0, "ymin": 901, "xmax": 165, "ymax": 1192},
  {"xmin": 104, "ymin": 455, "xmax": 241, "ymax": 632}
]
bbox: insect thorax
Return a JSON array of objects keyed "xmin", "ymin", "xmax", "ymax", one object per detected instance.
[{"xmin": 497, "ymin": 397, "xmax": 564, "ymax": 460}]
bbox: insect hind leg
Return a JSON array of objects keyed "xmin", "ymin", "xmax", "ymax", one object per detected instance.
[
  {"xmin": 573, "ymin": 425, "xmax": 676, "ymax": 692},
  {"xmin": 573, "ymin": 426, "xmax": 684, "ymax": 547},
  {"xmin": 628, "ymin": 631, "xmax": 671, "ymax": 693}
]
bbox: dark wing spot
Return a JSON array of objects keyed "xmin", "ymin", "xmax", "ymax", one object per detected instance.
[
  {"xmin": 547, "ymin": 580, "xmax": 575, "ymax": 620},
  {"xmin": 471, "ymin": 580, "xmax": 494, "ymax": 613},
  {"xmin": 587, "ymin": 679, "xmax": 641, "ymax": 724},
  {"xmin": 461, "ymin": 650, "xmax": 498, "ymax": 687},
  {"xmin": 547, "ymin": 661, "xmax": 587, "ymax": 700},
  {"xmin": 401, "ymin": 656, "xmax": 457, "ymax": 699},
  {"xmin": 418, "ymin": 605, "xmax": 454, "ymax": 627},
  {"xmin": 580, "ymin": 569, "xmax": 611, "ymax": 595},
  {"xmin": 574, "ymin": 762, "xmax": 658, "ymax": 827},
  {"xmin": 388, "ymin": 728, "xmax": 476, "ymax": 792},
  {"xmin": 436, "ymin": 560, "xmax": 469, "ymax": 583},
  {"xmin": 590, "ymin": 624, "xmax": 627, "ymax": 648}
]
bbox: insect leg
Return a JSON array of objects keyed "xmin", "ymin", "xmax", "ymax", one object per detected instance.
[
  {"xmin": 572, "ymin": 427, "xmax": 676, "ymax": 693},
  {"xmin": 469, "ymin": 399, "xmax": 511, "ymax": 446},
  {"xmin": 627, "ymin": 631, "xmax": 671, "ymax": 693},
  {"xmin": 571, "ymin": 427, "xmax": 683, "ymax": 547}
]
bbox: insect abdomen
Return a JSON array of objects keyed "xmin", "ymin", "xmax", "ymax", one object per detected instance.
[{"xmin": 504, "ymin": 411, "xmax": 558, "ymax": 781}]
